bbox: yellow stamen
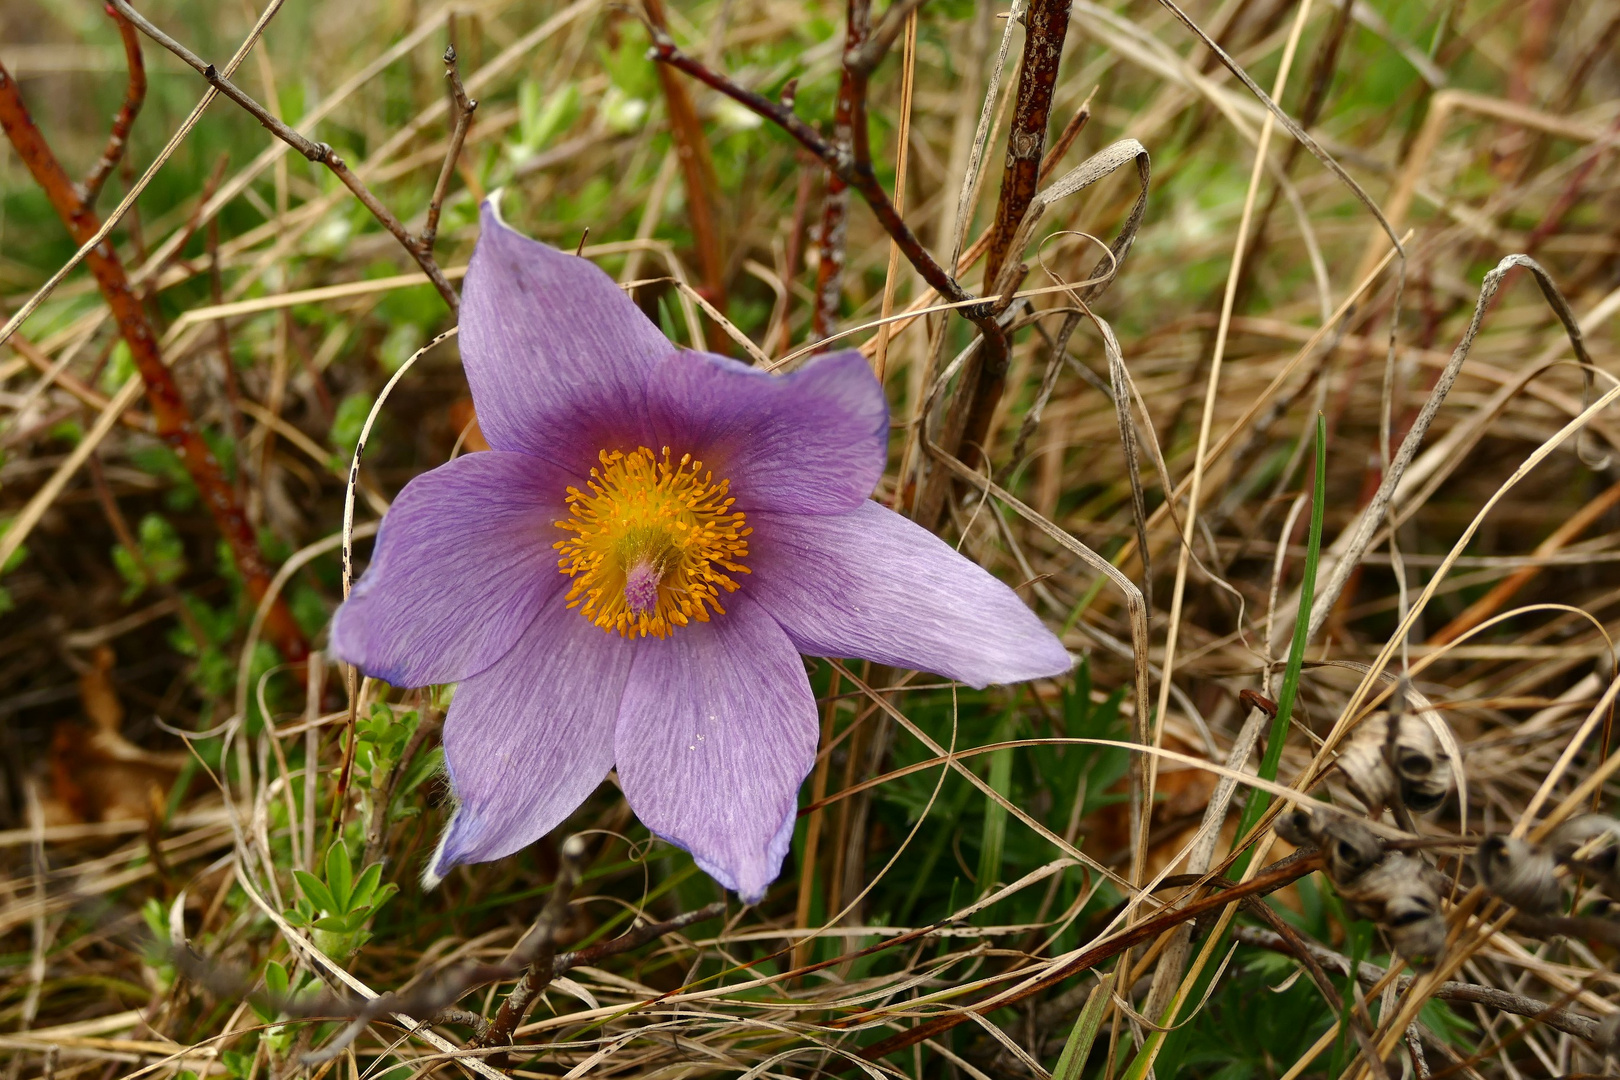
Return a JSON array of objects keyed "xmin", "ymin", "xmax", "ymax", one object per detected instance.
[{"xmin": 554, "ymin": 447, "xmax": 750, "ymax": 639}]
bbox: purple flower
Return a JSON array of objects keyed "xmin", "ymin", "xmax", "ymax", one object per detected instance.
[{"xmin": 331, "ymin": 202, "xmax": 1071, "ymax": 902}]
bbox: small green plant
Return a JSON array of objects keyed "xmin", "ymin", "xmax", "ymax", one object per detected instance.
[
  {"xmin": 287, "ymin": 842, "xmax": 397, "ymax": 958},
  {"xmin": 112, "ymin": 512, "xmax": 186, "ymax": 602}
]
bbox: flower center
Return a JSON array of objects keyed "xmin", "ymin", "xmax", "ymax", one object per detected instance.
[{"xmin": 554, "ymin": 446, "xmax": 750, "ymax": 638}]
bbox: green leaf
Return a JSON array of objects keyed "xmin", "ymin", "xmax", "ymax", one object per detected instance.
[
  {"xmin": 350, "ymin": 862, "xmax": 383, "ymax": 909},
  {"xmin": 264, "ymin": 959, "xmax": 289, "ymax": 1000},
  {"xmin": 99, "ymin": 339, "xmax": 134, "ymax": 396},
  {"xmin": 329, "ymin": 393, "xmax": 373, "ymax": 457},
  {"xmin": 379, "ymin": 322, "xmax": 425, "ymax": 372},
  {"xmin": 0, "ymin": 516, "xmax": 31, "ymax": 575},
  {"xmin": 325, "ymin": 842, "xmax": 354, "ymax": 912},
  {"xmin": 292, "ymin": 869, "xmax": 336, "ymax": 914}
]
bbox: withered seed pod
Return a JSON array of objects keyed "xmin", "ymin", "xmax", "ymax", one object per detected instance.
[
  {"xmin": 1270, "ymin": 805, "xmax": 1448, "ymax": 967},
  {"xmin": 1274, "ymin": 805, "xmax": 1324, "ymax": 849},
  {"xmin": 1319, "ymin": 816, "xmax": 1384, "ymax": 887},
  {"xmin": 1384, "ymin": 892, "xmax": 1448, "ymax": 961},
  {"xmin": 1593, "ymin": 1012, "xmax": 1620, "ymax": 1054},
  {"xmin": 1335, "ymin": 710, "xmax": 1455, "ymax": 815},
  {"xmin": 1273, "ymin": 804, "xmax": 1383, "ymax": 884},
  {"xmin": 1475, "ymin": 835, "xmax": 1562, "ymax": 915},
  {"xmin": 1550, "ymin": 815, "xmax": 1620, "ymax": 893},
  {"xmin": 1338, "ymin": 853, "xmax": 1447, "ymax": 965}
]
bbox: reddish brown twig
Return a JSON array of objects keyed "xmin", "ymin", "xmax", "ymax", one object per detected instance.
[
  {"xmin": 0, "ymin": 25, "xmax": 308, "ymax": 665},
  {"xmin": 107, "ymin": 0, "xmax": 465, "ymax": 312},
  {"xmin": 812, "ymin": 0, "xmax": 871, "ymax": 344},
  {"xmin": 647, "ymin": 23, "xmax": 981, "ymax": 315},
  {"xmin": 82, "ymin": 4, "xmax": 147, "ymax": 211}
]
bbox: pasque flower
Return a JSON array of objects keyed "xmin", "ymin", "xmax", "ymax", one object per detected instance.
[{"xmin": 332, "ymin": 202, "xmax": 1071, "ymax": 901}]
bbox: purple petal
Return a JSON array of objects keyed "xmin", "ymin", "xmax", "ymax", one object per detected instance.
[
  {"xmin": 330, "ymin": 451, "xmax": 572, "ymax": 687},
  {"xmin": 424, "ymin": 597, "xmax": 636, "ymax": 886},
  {"xmin": 614, "ymin": 594, "xmax": 817, "ymax": 902},
  {"xmin": 461, "ymin": 202, "xmax": 670, "ymax": 469},
  {"xmin": 747, "ymin": 501, "xmax": 1072, "ymax": 689},
  {"xmin": 646, "ymin": 349, "xmax": 887, "ymax": 514}
]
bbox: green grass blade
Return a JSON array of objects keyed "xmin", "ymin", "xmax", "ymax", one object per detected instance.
[
  {"xmin": 1234, "ymin": 412, "xmax": 1328, "ymax": 846},
  {"xmin": 1052, "ymin": 973, "xmax": 1114, "ymax": 1080}
]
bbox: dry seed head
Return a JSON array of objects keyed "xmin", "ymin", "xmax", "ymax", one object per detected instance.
[
  {"xmin": 1319, "ymin": 815, "xmax": 1385, "ymax": 887},
  {"xmin": 1338, "ymin": 853, "xmax": 1448, "ymax": 967},
  {"xmin": 1274, "ymin": 804, "xmax": 1326, "ymax": 849},
  {"xmin": 1475, "ymin": 835, "xmax": 1563, "ymax": 915},
  {"xmin": 1594, "ymin": 1012, "xmax": 1620, "ymax": 1055},
  {"xmin": 1334, "ymin": 709, "xmax": 1454, "ymax": 815},
  {"xmin": 1550, "ymin": 815, "xmax": 1620, "ymax": 894}
]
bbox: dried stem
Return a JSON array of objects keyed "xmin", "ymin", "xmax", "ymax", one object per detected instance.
[
  {"xmin": 0, "ymin": 36, "xmax": 308, "ymax": 664},
  {"xmin": 553, "ymin": 900, "xmax": 727, "ymax": 974},
  {"xmin": 82, "ymin": 8, "xmax": 147, "ymax": 210},
  {"xmin": 647, "ymin": 21, "xmax": 985, "ymax": 316},
  {"xmin": 181, "ymin": 892, "xmax": 726, "ymax": 1066},
  {"xmin": 107, "ymin": 0, "xmax": 462, "ymax": 312},
  {"xmin": 1234, "ymin": 926, "xmax": 1603, "ymax": 1043},
  {"xmin": 983, "ymin": 0, "xmax": 1073, "ymax": 289},
  {"xmin": 478, "ymin": 835, "xmax": 589, "ymax": 1060},
  {"xmin": 812, "ymin": 0, "xmax": 870, "ymax": 343},
  {"xmin": 852, "ymin": 851, "xmax": 1323, "ymax": 1060},
  {"xmin": 918, "ymin": 0, "xmax": 1072, "ymax": 528},
  {"xmin": 419, "ymin": 46, "xmax": 478, "ymax": 255}
]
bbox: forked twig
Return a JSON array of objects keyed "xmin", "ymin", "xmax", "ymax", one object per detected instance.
[
  {"xmin": 478, "ymin": 836, "xmax": 588, "ymax": 1061},
  {"xmin": 419, "ymin": 45, "xmax": 478, "ymax": 255},
  {"xmin": 107, "ymin": 0, "xmax": 467, "ymax": 311}
]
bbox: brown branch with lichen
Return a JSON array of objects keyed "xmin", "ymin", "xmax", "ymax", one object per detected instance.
[{"xmin": 0, "ymin": 11, "xmax": 308, "ymax": 664}]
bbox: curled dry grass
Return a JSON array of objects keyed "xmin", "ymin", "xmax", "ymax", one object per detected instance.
[{"xmin": 3, "ymin": 0, "xmax": 1620, "ymax": 1076}]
